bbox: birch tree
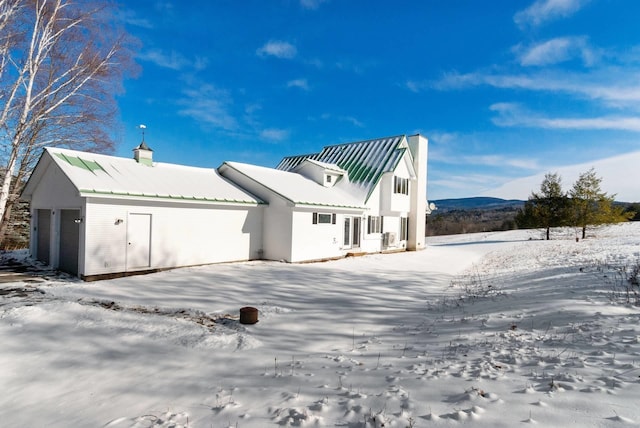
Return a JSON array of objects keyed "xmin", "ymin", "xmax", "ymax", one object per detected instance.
[{"xmin": 0, "ymin": 0, "xmax": 136, "ymax": 244}]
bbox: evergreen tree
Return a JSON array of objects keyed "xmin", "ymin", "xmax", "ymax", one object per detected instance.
[
  {"xmin": 569, "ymin": 168, "xmax": 633, "ymax": 239},
  {"xmin": 623, "ymin": 203, "xmax": 640, "ymax": 221},
  {"xmin": 515, "ymin": 173, "xmax": 570, "ymax": 240}
]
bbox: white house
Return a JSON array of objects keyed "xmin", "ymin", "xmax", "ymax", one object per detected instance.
[
  {"xmin": 21, "ymin": 134, "xmax": 428, "ymax": 279},
  {"xmin": 21, "ymin": 143, "xmax": 264, "ymax": 280},
  {"xmin": 219, "ymin": 134, "xmax": 427, "ymax": 262}
]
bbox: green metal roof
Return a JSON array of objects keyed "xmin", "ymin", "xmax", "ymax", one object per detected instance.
[
  {"xmin": 43, "ymin": 147, "xmax": 264, "ymax": 205},
  {"xmin": 277, "ymin": 135, "xmax": 407, "ymax": 202},
  {"xmin": 55, "ymin": 152, "xmax": 106, "ymax": 174}
]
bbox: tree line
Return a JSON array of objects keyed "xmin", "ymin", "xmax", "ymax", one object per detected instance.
[{"xmin": 515, "ymin": 168, "xmax": 634, "ymax": 240}]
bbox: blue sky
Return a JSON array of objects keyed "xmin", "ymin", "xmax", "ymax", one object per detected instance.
[{"xmin": 115, "ymin": 0, "xmax": 640, "ymax": 201}]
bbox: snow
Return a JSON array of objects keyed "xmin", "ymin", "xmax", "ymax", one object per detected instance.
[
  {"xmin": 36, "ymin": 147, "xmax": 261, "ymax": 203},
  {"xmin": 221, "ymin": 161, "xmax": 366, "ymax": 208},
  {"xmin": 2, "ymin": 223, "xmax": 640, "ymax": 427}
]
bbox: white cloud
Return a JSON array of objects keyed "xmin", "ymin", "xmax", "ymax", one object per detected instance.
[
  {"xmin": 314, "ymin": 113, "xmax": 364, "ymax": 128},
  {"xmin": 287, "ymin": 78, "xmax": 310, "ymax": 91},
  {"xmin": 305, "ymin": 58, "xmax": 324, "ymax": 68},
  {"xmin": 138, "ymin": 49, "xmax": 207, "ymax": 71},
  {"xmin": 429, "ymin": 173, "xmax": 511, "ymax": 199},
  {"xmin": 344, "ymin": 117, "xmax": 364, "ymax": 127},
  {"xmin": 514, "ymin": 0, "xmax": 589, "ymax": 28},
  {"xmin": 405, "ymin": 80, "xmax": 425, "ymax": 93},
  {"xmin": 516, "ymin": 36, "xmax": 596, "ymax": 66},
  {"xmin": 260, "ymin": 128, "xmax": 290, "ymax": 141},
  {"xmin": 178, "ymin": 85, "xmax": 237, "ymax": 131},
  {"xmin": 421, "ymin": 131, "xmax": 458, "ymax": 145},
  {"xmin": 430, "ymin": 69, "xmax": 640, "ymax": 107},
  {"xmin": 425, "ymin": 130, "xmax": 541, "ymax": 171},
  {"xmin": 462, "ymin": 155, "xmax": 540, "ymax": 170},
  {"xmin": 118, "ymin": 10, "xmax": 154, "ymax": 28},
  {"xmin": 484, "ymin": 151, "xmax": 640, "ymax": 201},
  {"xmin": 425, "ymin": 71, "xmax": 491, "ymax": 91},
  {"xmin": 300, "ymin": 0, "xmax": 327, "ymax": 10},
  {"xmin": 490, "ymin": 102, "xmax": 640, "ymax": 132},
  {"xmin": 154, "ymin": 1, "xmax": 174, "ymax": 14},
  {"xmin": 257, "ymin": 41, "xmax": 297, "ymax": 59},
  {"xmin": 434, "ymin": 148, "xmax": 540, "ymax": 170},
  {"xmin": 193, "ymin": 56, "xmax": 209, "ymax": 71}
]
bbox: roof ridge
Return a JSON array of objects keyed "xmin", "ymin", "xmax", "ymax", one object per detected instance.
[
  {"xmin": 321, "ymin": 133, "xmax": 406, "ymax": 150},
  {"xmin": 278, "ymin": 134, "xmax": 406, "ymax": 162}
]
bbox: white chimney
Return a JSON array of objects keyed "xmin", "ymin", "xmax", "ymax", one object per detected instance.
[
  {"xmin": 407, "ymin": 134, "xmax": 428, "ymax": 250},
  {"xmin": 133, "ymin": 141, "xmax": 153, "ymax": 166}
]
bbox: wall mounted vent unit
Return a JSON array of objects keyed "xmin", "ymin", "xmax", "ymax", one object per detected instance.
[{"xmin": 383, "ymin": 232, "xmax": 397, "ymax": 247}]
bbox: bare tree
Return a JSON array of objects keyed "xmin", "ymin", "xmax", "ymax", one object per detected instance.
[{"xmin": 0, "ymin": 0, "xmax": 136, "ymax": 244}]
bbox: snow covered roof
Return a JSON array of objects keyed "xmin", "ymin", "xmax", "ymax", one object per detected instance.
[
  {"xmin": 24, "ymin": 147, "xmax": 262, "ymax": 205},
  {"xmin": 277, "ymin": 135, "xmax": 409, "ymax": 202},
  {"xmin": 219, "ymin": 161, "xmax": 366, "ymax": 209},
  {"xmin": 296, "ymin": 159, "xmax": 347, "ymax": 175}
]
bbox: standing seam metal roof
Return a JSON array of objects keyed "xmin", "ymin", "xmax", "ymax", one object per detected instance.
[
  {"xmin": 40, "ymin": 147, "xmax": 263, "ymax": 205},
  {"xmin": 276, "ymin": 135, "xmax": 408, "ymax": 202}
]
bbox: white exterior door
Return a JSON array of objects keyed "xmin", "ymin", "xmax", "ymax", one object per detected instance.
[
  {"xmin": 352, "ymin": 217, "xmax": 361, "ymax": 248},
  {"xmin": 343, "ymin": 217, "xmax": 352, "ymax": 248},
  {"xmin": 343, "ymin": 216, "xmax": 361, "ymax": 249},
  {"xmin": 126, "ymin": 213, "xmax": 151, "ymax": 270}
]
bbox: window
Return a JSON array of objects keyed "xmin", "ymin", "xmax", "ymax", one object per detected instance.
[
  {"xmin": 326, "ymin": 175, "xmax": 332, "ymax": 183},
  {"xmin": 400, "ymin": 217, "xmax": 409, "ymax": 241},
  {"xmin": 367, "ymin": 215, "xmax": 383, "ymax": 233},
  {"xmin": 312, "ymin": 212, "xmax": 336, "ymax": 224},
  {"xmin": 394, "ymin": 176, "xmax": 409, "ymax": 195},
  {"xmin": 343, "ymin": 218, "xmax": 350, "ymax": 246}
]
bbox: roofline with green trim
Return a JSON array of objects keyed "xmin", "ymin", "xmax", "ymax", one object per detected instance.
[{"xmin": 79, "ymin": 188, "xmax": 264, "ymax": 205}]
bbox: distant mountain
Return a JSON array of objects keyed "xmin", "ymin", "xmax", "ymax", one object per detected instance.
[{"xmin": 431, "ymin": 197, "xmax": 524, "ymax": 211}]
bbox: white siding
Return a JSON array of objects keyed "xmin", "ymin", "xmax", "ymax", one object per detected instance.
[
  {"xmin": 83, "ymin": 199, "xmax": 263, "ymax": 276},
  {"xmin": 218, "ymin": 165, "xmax": 294, "ymax": 262},
  {"xmin": 360, "ymin": 188, "xmax": 382, "ymax": 253},
  {"xmin": 83, "ymin": 201, "xmax": 127, "ymax": 275},
  {"xmin": 28, "ymin": 161, "xmax": 84, "ymax": 270},
  {"xmin": 380, "ymin": 160, "xmax": 412, "ymax": 215},
  {"xmin": 29, "ymin": 163, "xmax": 83, "ymax": 209},
  {"xmin": 290, "ymin": 209, "xmax": 342, "ymax": 262},
  {"xmin": 261, "ymin": 199, "xmax": 292, "ymax": 262}
]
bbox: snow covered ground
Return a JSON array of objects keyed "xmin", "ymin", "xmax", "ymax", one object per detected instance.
[{"xmin": 2, "ymin": 223, "xmax": 640, "ymax": 427}]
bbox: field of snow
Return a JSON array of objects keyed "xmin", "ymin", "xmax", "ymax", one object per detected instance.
[{"xmin": 2, "ymin": 223, "xmax": 640, "ymax": 427}]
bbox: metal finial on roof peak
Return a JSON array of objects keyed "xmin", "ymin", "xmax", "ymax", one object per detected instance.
[
  {"xmin": 138, "ymin": 124, "xmax": 148, "ymax": 143},
  {"xmin": 133, "ymin": 125, "xmax": 153, "ymax": 165},
  {"xmin": 134, "ymin": 125, "xmax": 152, "ymax": 152}
]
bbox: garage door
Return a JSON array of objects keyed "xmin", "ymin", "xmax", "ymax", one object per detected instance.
[
  {"xmin": 36, "ymin": 209, "xmax": 51, "ymax": 264},
  {"xmin": 59, "ymin": 209, "xmax": 80, "ymax": 275}
]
